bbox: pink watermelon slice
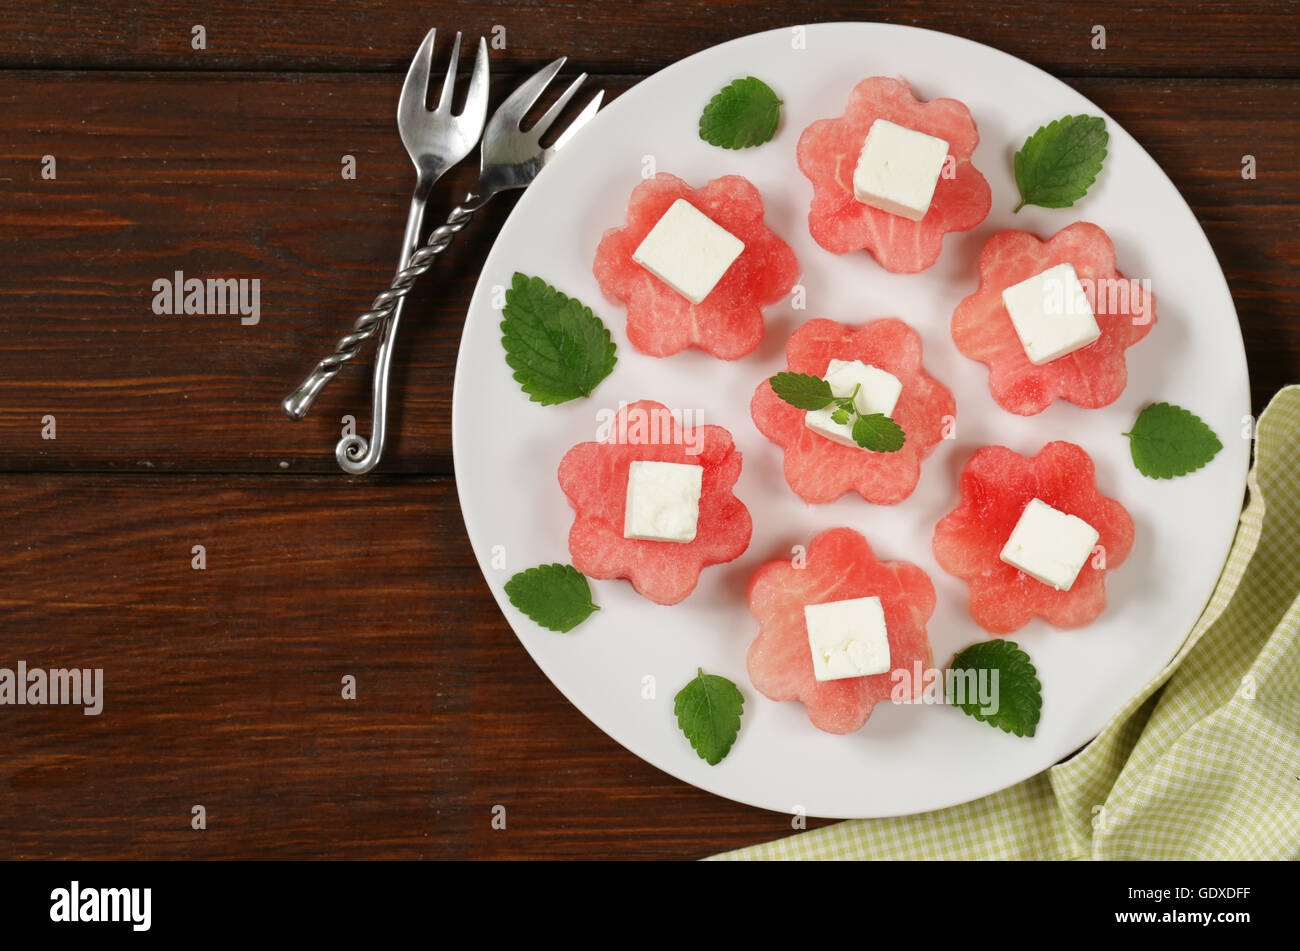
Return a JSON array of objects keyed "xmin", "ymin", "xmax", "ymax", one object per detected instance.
[
  {"xmin": 796, "ymin": 76, "xmax": 991, "ymax": 273},
  {"xmin": 951, "ymin": 222, "xmax": 1157, "ymax": 416},
  {"xmin": 557, "ymin": 399, "xmax": 752, "ymax": 605},
  {"xmin": 593, "ymin": 173, "xmax": 799, "ymax": 359},
  {"xmin": 932, "ymin": 441, "xmax": 1135, "ymax": 634},
  {"xmin": 750, "ymin": 317, "xmax": 956, "ymax": 504},
  {"xmin": 747, "ymin": 527, "xmax": 936, "ymax": 735}
]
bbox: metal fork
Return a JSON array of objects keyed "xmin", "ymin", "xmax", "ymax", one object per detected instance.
[
  {"xmin": 282, "ymin": 28, "xmax": 488, "ymax": 433},
  {"xmin": 282, "ymin": 57, "xmax": 604, "ymax": 474}
]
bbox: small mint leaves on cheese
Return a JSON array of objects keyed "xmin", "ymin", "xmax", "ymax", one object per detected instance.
[
  {"xmin": 500, "ymin": 273, "xmax": 617, "ymax": 406},
  {"xmin": 769, "ymin": 371, "xmax": 906, "ymax": 452},
  {"xmin": 674, "ymin": 668, "xmax": 745, "ymax": 765},
  {"xmin": 1124, "ymin": 402, "xmax": 1223, "ymax": 479},
  {"xmin": 1013, "ymin": 115, "xmax": 1108, "ymax": 212},
  {"xmin": 504, "ymin": 563, "xmax": 599, "ymax": 633},
  {"xmin": 698, "ymin": 76, "xmax": 782, "ymax": 150},
  {"xmin": 949, "ymin": 640, "xmax": 1043, "ymax": 738}
]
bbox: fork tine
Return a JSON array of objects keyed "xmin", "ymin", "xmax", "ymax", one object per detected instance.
[
  {"xmin": 398, "ymin": 28, "xmax": 437, "ymax": 123},
  {"xmin": 528, "ymin": 72, "xmax": 587, "ymax": 141},
  {"xmin": 459, "ymin": 36, "xmax": 490, "ymax": 126},
  {"xmin": 550, "ymin": 90, "xmax": 605, "ymax": 151},
  {"xmin": 489, "ymin": 57, "xmax": 567, "ymax": 134},
  {"xmin": 435, "ymin": 31, "xmax": 463, "ymax": 113}
]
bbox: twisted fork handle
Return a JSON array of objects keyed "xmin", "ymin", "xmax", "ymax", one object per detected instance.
[{"xmin": 281, "ymin": 191, "xmax": 485, "ymax": 423}]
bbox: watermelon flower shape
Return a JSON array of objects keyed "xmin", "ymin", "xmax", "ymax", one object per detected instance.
[
  {"xmin": 952, "ymin": 222, "xmax": 1157, "ymax": 416},
  {"xmin": 747, "ymin": 527, "xmax": 936, "ymax": 735},
  {"xmin": 557, "ymin": 399, "xmax": 752, "ymax": 605},
  {"xmin": 593, "ymin": 172, "xmax": 799, "ymax": 359},
  {"xmin": 796, "ymin": 76, "xmax": 991, "ymax": 273},
  {"xmin": 751, "ymin": 317, "xmax": 956, "ymax": 504},
  {"xmin": 932, "ymin": 441, "xmax": 1135, "ymax": 634}
]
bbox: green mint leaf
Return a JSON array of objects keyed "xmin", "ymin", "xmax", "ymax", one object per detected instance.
[
  {"xmin": 674, "ymin": 668, "xmax": 744, "ymax": 765},
  {"xmin": 500, "ymin": 273, "xmax": 617, "ymax": 406},
  {"xmin": 698, "ymin": 76, "xmax": 782, "ymax": 150},
  {"xmin": 830, "ymin": 408, "xmax": 851, "ymax": 425},
  {"xmin": 851, "ymin": 413, "xmax": 906, "ymax": 453},
  {"xmin": 504, "ymin": 563, "xmax": 599, "ymax": 633},
  {"xmin": 1123, "ymin": 402, "xmax": 1223, "ymax": 479},
  {"xmin": 770, "ymin": 372, "xmax": 834, "ymax": 410},
  {"xmin": 1013, "ymin": 115, "xmax": 1108, "ymax": 212},
  {"xmin": 949, "ymin": 640, "xmax": 1042, "ymax": 738}
]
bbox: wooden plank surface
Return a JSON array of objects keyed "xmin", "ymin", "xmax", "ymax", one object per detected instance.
[
  {"xmin": 0, "ymin": 2, "xmax": 1296, "ymax": 862},
  {"xmin": 2, "ymin": 1, "xmax": 1298, "ymax": 77},
  {"xmin": 1, "ymin": 73, "xmax": 1296, "ymax": 474},
  {"xmin": 0, "ymin": 474, "xmax": 828, "ymax": 859}
]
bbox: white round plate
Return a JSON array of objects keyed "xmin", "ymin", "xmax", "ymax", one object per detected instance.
[{"xmin": 451, "ymin": 23, "xmax": 1250, "ymax": 818}]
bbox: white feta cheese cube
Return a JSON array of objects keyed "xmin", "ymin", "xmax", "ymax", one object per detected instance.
[
  {"xmin": 804, "ymin": 358, "xmax": 903, "ymax": 448},
  {"xmin": 1000, "ymin": 263, "xmax": 1101, "ymax": 365},
  {"xmin": 852, "ymin": 119, "xmax": 950, "ymax": 222},
  {"xmin": 623, "ymin": 460, "xmax": 703, "ymax": 543},
  {"xmin": 804, "ymin": 596, "xmax": 892, "ymax": 682},
  {"xmin": 631, "ymin": 199, "xmax": 745, "ymax": 304},
  {"xmin": 999, "ymin": 497, "xmax": 1100, "ymax": 591}
]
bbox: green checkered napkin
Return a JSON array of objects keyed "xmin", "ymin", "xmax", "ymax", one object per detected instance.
[{"xmin": 712, "ymin": 386, "xmax": 1300, "ymax": 861}]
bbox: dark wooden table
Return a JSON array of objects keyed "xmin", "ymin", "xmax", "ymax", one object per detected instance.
[{"xmin": 1, "ymin": 2, "xmax": 1296, "ymax": 860}]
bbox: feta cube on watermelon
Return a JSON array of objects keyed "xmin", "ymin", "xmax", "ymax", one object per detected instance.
[
  {"xmin": 951, "ymin": 222, "xmax": 1157, "ymax": 415},
  {"xmin": 593, "ymin": 173, "xmax": 799, "ymax": 359},
  {"xmin": 932, "ymin": 441, "xmax": 1135, "ymax": 633},
  {"xmin": 797, "ymin": 77, "xmax": 991, "ymax": 273},
  {"xmin": 747, "ymin": 527, "xmax": 936, "ymax": 735},
  {"xmin": 558, "ymin": 400, "xmax": 752, "ymax": 605},
  {"xmin": 751, "ymin": 318, "xmax": 956, "ymax": 504}
]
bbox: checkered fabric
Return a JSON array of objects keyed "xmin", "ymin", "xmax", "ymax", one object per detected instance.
[{"xmin": 711, "ymin": 386, "xmax": 1300, "ymax": 861}]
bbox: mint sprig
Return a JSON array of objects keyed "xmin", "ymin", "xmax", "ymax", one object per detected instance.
[
  {"xmin": 1013, "ymin": 115, "xmax": 1108, "ymax": 212},
  {"xmin": 1124, "ymin": 402, "xmax": 1223, "ymax": 479},
  {"xmin": 949, "ymin": 640, "xmax": 1042, "ymax": 738},
  {"xmin": 674, "ymin": 668, "xmax": 744, "ymax": 765},
  {"xmin": 698, "ymin": 77, "xmax": 782, "ymax": 150},
  {"xmin": 500, "ymin": 273, "xmax": 617, "ymax": 406},
  {"xmin": 504, "ymin": 563, "xmax": 599, "ymax": 633},
  {"xmin": 768, "ymin": 372, "xmax": 906, "ymax": 453}
]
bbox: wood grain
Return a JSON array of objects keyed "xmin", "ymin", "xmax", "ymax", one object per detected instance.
[
  {"xmin": 2, "ymin": 1, "xmax": 1298, "ymax": 78},
  {"xmin": 0, "ymin": 72, "xmax": 1295, "ymax": 475},
  {"xmin": 0, "ymin": 1, "xmax": 1296, "ymax": 862},
  {"xmin": 0, "ymin": 474, "xmax": 828, "ymax": 859}
]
